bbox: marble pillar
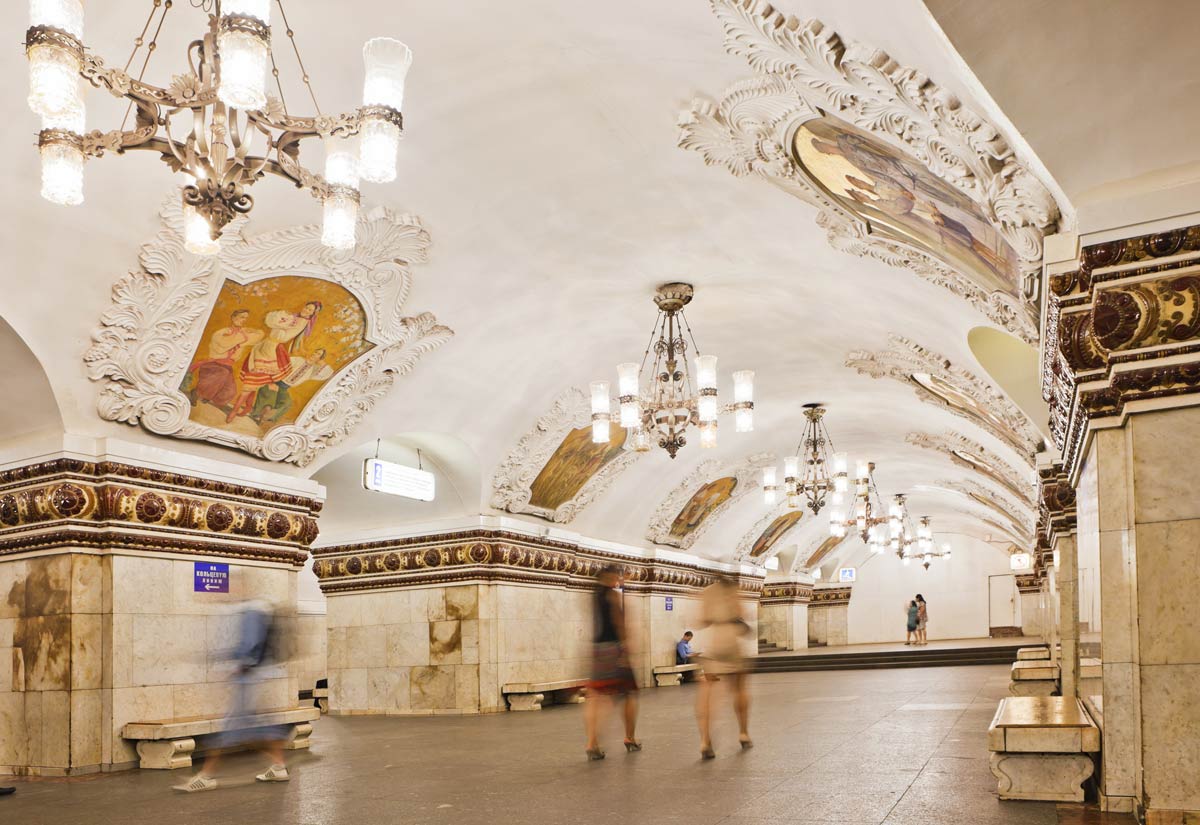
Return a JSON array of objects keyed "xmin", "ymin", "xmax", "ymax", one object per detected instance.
[
  {"xmin": 758, "ymin": 578, "xmax": 813, "ymax": 651},
  {"xmin": 808, "ymin": 585, "xmax": 851, "ymax": 646},
  {"xmin": 1056, "ymin": 533, "xmax": 1080, "ymax": 698},
  {"xmin": 1042, "ymin": 218, "xmax": 1200, "ymax": 821},
  {"xmin": 0, "ymin": 444, "xmax": 322, "ymax": 775}
]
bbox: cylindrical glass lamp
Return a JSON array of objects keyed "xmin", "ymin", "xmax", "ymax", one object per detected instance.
[
  {"xmin": 590, "ymin": 380, "xmax": 611, "ymax": 444},
  {"xmin": 699, "ymin": 421, "xmax": 717, "ymax": 449},
  {"xmin": 217, "ymin": 1, "xmax": 270, "ymax": 111},
  {"xmin": 359, "ymin": 38, "xmax": 411, "ymax": 184},
  {"xmin": 732, "ymin": 369, "xmax": 754, "ymax": 432},
  {"xmin": 762, "ymin": 466, "xmax": 777, "ymax": 506},
  {"xmin": 27, "ymin": 0, "xmax": 85, "ymax": 119},
  {"xmin": 38, "ymin": 104, "xmax": 85, "ymax": 206},
  {"xmin": 616, "ymin": 362, "xmax": 640, "ymax": 427}
]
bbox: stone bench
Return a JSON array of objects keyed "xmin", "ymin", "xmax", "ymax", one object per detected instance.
[
  {"xmin": 122, "ymin": 706, "xmax": 320, "ymax": 770},
  {"xmin": 988, "ymin": 696, "xmax": 1100, "ymax": 802},
  {"xmin": 652, "ymin": 663, "xmax": 703, "ymax": 687},
  {"xmin": 501, "ymin": 679, "xmax": 588, "ymax": 711},
  {"xmin": 1017, "ymin": 646, "xmax": 1051, "ymax": 661},
  {"xmin": 314, "ymin": 687, "xmax": 329, "ymax": 714},
  {"xmin": 1009, "ymin": 660, "xmax": 1059, "ymax": 696}
]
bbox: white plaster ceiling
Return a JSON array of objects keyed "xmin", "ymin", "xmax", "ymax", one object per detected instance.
[{"xmin": 0, "ymin": 0, "xmax": 1140, "ymax": 561}]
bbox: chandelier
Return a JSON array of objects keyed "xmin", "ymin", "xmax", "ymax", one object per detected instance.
[
  {"xmin": 828, "ymin": 463, "xmax": 907, "ymax": 553},
  {"xmin": 898, "ymin": 515, "xmax": 952, "ymax": 569},
  {"xmin": 761, "ymin": 403, "xmax": 850, "ymax": 515},
  {"xmin": 25, "ymin": 0, "xmax": 411, "ymax": 254},
  {"xmin": 590, "ymin": 283, "xmax": 754, "ymax": 459}
]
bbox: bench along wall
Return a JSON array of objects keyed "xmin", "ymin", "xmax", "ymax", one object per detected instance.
[
  {"xmin": 0, "ymin": 445, "xmax": 322, "ymax": 775},
  {"xmin": 314, "ymin": 528, "xmax": 762, "ymax": 715}
]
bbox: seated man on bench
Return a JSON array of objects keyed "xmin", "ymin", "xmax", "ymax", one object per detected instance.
[{"xmin": 676, "ymin": 631, "xmax": 696, "ymax": 665}]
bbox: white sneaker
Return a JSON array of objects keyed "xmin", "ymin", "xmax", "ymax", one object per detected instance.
[
  {"xmin": 255, "ymin": 764, "xmax": 290, "ymax": 782},
  {"xmin": 173, "ymin": 774, "xmax": 218, "ymax": 793}
]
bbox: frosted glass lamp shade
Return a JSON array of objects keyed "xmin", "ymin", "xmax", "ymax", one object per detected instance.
[
  {"xmin": 697, "ymin": 394, "xmax": 718, "ymax": 423},
  {"xmin": 184, "ymin": 207, "xmax": 219, "ymax": 256},
  {"xmin": 735, "ymin": 407, "xmax": 753, "ymax": 433},
  {"xmin": 616, "ymin": 362, "xmax": 639, "ymax": 396},
  {"xmin": 222, "ymin": 0, "xmax": 270, "ymax": 22},
  {"xmin": 30, "ymin": 0, "xmax": 85, "ymax": 37},
  {"xmin": 28, "ymin": 43, "xmax": 82, "ymax": 118},
  {"xmin": 732, "ymin": 370, "xmax": 753, "ymax": 402},
  {"xmin": 699, "ymin": 421, "xmax": 717, "ymax": 449},
  {"xmin": 217, "ymin": 28, "xmax": 269, "ymax": 110},
  {"xmin": 40, "ymin": 139, "xmax": 83, "ymax": 205},
  {"xmin": 359, "ymin": 117, "xmax": 400, "ymax": 184},
  {"xmin": 764, "ymin": 488, "xmax": 776, "ymax": 506},
  {"xmin": 362, "ymin": 38, "xmax": 412, "ymax": 110},
  {"xmin": 324, "ymin": 138, "xmax": 360, "ymax": 188},
  {"xmin": 695, "ymin": 355, "xmax": 717, "ymax": 390},
  {"xmin": 321, "ymin": 194, "xmax": 358, "ymax": 250},
  {"xmin": 783, "ymin": 456, "xmax": 799, "ymax": 479},
  {"xmin": 762, "ymin": 466, "xmax": 776, "ymax": 487},
  {"xmin": 855, "ymin": 460, "xmax": 870, "ymax": 480}
]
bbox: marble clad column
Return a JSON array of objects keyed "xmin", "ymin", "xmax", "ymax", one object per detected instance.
[
  {"xmin": 1042, "ymin": 220, "xmax": 1200, "ymax": 820},
  {"xmin": 1056, "ymin": 533, "xmax": 1079, "ymax": 698},
  {"xmin": 0, "ymin": 441, "xmax": 322, "ymax": 775},
  {"xmin": 759, "ymin": 577, "xmax": 813, "ymax": 651},
  {"xmin": 313, "ymin": 528, "xmax": 764, "ymax": 714}
]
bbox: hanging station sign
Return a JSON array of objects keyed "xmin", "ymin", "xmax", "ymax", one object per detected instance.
[
  {"xmin": 363, "ymin": 458, "xmax": 436, "ymax": 501},
  {"xmin": 838, "ymin": 566, "xmax": 857, "ymax": 583},
  {"xmin": 1010, "ymin": 552, "xmax": 1031, "ymax": 571}
]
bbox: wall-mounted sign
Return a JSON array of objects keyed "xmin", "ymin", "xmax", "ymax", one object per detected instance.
[
  {"xmin": 838, "ymin": 566, "xmax": 856, "ymax": 583},
  {"xmin": 1010, "ymin": 552, "xmax": 1032, "ymax": 571},
  {"xmin": 665, "ymin": 596, "xmax": 673, "ymax": 612},
  {"xmin": 194, "ymin": 562, "xmax": 229, "ymax": 593},
  {"xmin": 363, "ymin": 458, "xmax": 436, "ymax": 501}
]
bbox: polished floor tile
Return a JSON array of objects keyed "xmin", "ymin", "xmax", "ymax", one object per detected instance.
[{"xmin": 0, "ymin": 664, "xmax": 1070, "ymax": 825}]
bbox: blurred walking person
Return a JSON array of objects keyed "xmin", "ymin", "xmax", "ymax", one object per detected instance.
[
  {"xmin": 584, "ymin": 564, "xmax": 640, "ymax": 760},
  {"xmin": 175, "ymin": 600, "xmax": 293, "ymax": 792},
  {"xmin": 695, "ymin": 575, "xmax": 752, "ymax": 759}
]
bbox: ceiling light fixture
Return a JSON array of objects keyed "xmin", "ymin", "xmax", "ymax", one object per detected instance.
[
  {"xmin": 762, "ymin": 403, "xmax": 850, "ymax": 515},
  {"xmin": 590, "ymin": 283, "xmax": 753, "ymax": 458},
  {"xmin": 828, "ymin": 462, "xmax": 904, "ymax": 555},
  {"xmin": 25, "ymin": 0, "xmax": 411, "ymax": 254}
]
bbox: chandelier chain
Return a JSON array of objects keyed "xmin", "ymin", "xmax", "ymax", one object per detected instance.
[
  {"xmin": 121, "ymin": 0, "xmax": 174, "ymax": 133},
  {"xmin": 275, "ymin": 0, "xmax": 322, "ymax": 115}
]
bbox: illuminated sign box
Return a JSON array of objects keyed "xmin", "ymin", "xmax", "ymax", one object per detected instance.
[
  {"xmin": 1010, "ymin": 552, "xmax": 1031, "ymax": 571},
  {"xmin": 363, "ymin": 458, "xmax": 435, "ymax": 501},
  {"xmin": 838, "ymin": 566, "xmax": 856, "ymax": 583}
]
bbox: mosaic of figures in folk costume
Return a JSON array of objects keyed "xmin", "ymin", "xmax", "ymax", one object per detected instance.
[
  {"xmin": 793, "ymin": 114, "xmax": 1021, "ymax": 295},
  {"xmin": 750, "ymin": 510, "xmax": 804, "ymax": 558},
  {"xmin": 180, "ymin": 276, "xmax": 372, "ymax": 437},
  {"xmin": 527, "ymin": 422, "xmax": 628, "ymax": 513},
  {"xmin": 669, "ymin": 476, "xmax": 738, "ymax": 541}
]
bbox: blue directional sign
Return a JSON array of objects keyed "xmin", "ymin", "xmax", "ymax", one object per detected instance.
[
  {"xmin": 665, "ymin": 596, "xmax": 673, "ymax": 611},
  {"xmin": 194, "ymin": 562, "xmax": 230, "ymax": 593}
]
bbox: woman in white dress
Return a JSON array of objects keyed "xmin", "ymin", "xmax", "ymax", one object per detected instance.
[{"xmin": 695, "ymin": 576, "xmax": 752, "ymax": 759}]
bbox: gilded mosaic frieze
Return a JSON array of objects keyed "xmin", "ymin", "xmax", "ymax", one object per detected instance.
[
  {"xmin": 810, "ymin": 586, "xmax": 852, "ymax": 606},
  {"xmin": 313, "ymin": 529, "xmax": 764, "ymax": 597},
  {"xmin": 760, "ymin": 581, "xmax": 813, "ymax": 605}
]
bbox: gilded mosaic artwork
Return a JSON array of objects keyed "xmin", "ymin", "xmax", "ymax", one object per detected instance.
[
  {"xmin": 793, "ymin": 114, "xmax": 1020, "ymax": 295},
  {"xmin": 669, "ymin": 476, "xmax": 738, "ymax": 540},
  {"xmin": 180, "ymin": 276, "xmax": 372, "ymax": 437},
  {"xmin": 750, "ymin": 510, "xmax": 804, "ymax": 558},
  {"xmin": 527, "ymin": 422, "xmax": 628, "ymax": 511}
]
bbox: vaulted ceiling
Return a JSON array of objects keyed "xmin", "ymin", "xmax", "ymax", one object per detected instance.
[{"xmin": 0, "ymin": 0, "xmax": 1178, "ymax": 566}]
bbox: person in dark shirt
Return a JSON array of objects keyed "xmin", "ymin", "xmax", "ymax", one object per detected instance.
[{"xmin": 584, "ymin": 565, "xmax": 640, "ymax": 760}]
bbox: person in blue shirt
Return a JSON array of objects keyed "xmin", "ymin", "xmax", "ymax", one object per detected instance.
[{"xmin": 676, "ymin": 631, "xmax": 695, "ymax": 665}]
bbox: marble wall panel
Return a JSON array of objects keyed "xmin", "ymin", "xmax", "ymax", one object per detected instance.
[
  {"xmin": 1139, "ymin": 663, "xmax": 1200, "ymax": 811},
  {"xmin": 1133, "ymin": 518, "xmax": 1200, "ymax": 667},
  {"xmin": 1131, "ymin": 406, "xmax": 1200, "ymax": 525}
]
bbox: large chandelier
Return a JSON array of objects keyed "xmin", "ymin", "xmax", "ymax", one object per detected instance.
[
  {"xmin": 898, "ymin": 515, "xmax": 952, "ymax": 569},
  {"xmin": 25, "ymin": 0, "xmax": 411, "ymax": 254},
  {"xmin": 761, "ymin": 403, "xmax": 850, "ymax": 515},
  {"xmin": 828, "ymin": 463, "xmax": 907, "ymax": 553},
  {"xmin": 590, "ymin": 283, "xmax": 754, "ymax": 459}
]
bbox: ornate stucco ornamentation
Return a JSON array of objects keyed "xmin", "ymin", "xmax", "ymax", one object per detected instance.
[
  {"xmin": 906, "ymin": 431, "xmax": 1036, "ymax": 507},
  {"xmin": 645, "ymin": 453, "xmax": 774, "ymax": 550},
  {"xmin": 83, "ymin": 196, "xmax": 452, "ymax": 466},
  {"xmin": 810, "ymin": 586, "xmax": 852, "ymax": 606},
  {"xmin": 760, "ymin": 580, "xmax": 814, "ymax": 605},
  {"xmin": 934, "ymin": 478, "xmax": 1036, "ymax": 547},
  {"xmin": 490, "ymin": 387, "xmax": 643, "ymax": 523},
  {"xmin": 678, "ymin": 0, "xmax": 1060, "ymax": 344},
  {"xmin": 846, "ymin": 334, "xmax": 1043, "ymax": 460}
]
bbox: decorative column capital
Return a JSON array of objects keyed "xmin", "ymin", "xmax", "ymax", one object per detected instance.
[
  {"xmin": 1043, "ymin": 223, "xmax": 1200, "ymax": 476},
  {"xmin": 760, "ymin": 580, "xmax": 814, "ymax": 606},
  {"xmin": 1038, "ymin": 463, "xmax": 1077, "ymax": 546}
]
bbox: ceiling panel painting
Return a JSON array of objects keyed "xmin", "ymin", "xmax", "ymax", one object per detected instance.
[
  {"xmin": 528, "ymin": 423, "xmax": 628, "ymax": 512},
  {"xmin": 749, "ymin": 510, "xmax": 804, "ymax": 558},
  {"xmin": 669, "ymin": 476, "xmax": 738, "ymax": 542}
]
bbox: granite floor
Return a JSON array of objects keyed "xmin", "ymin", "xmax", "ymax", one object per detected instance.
[{"xmin": 2, "ymin": 664, "xmax": 1104, "ymax": 825}]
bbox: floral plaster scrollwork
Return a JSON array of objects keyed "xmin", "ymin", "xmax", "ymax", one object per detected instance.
[
  {"xmin": 846, "ymin": 334, "xmax": 1043, "ymax": 460},
  {"xmin": 490, "ymin": 387, "xmax": 643, "ymax": 523},
  {"xmin": 934, "ymin": 478, "xmax": 1035, "ymax": 547},
  {"xmin": 905, "ymin": 431, "xmax": 1036, "ymax": 507},
  {"xmin": 645, "ymin": 453, "xmax": 774, "ymax": 550},
  {"xmin": 83, "ymin": 196, "xmax": 452, "ymax": 466},
  {"xmin": 678, "ymin": 0, "xmax": 1059, "ymax": 343}
]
